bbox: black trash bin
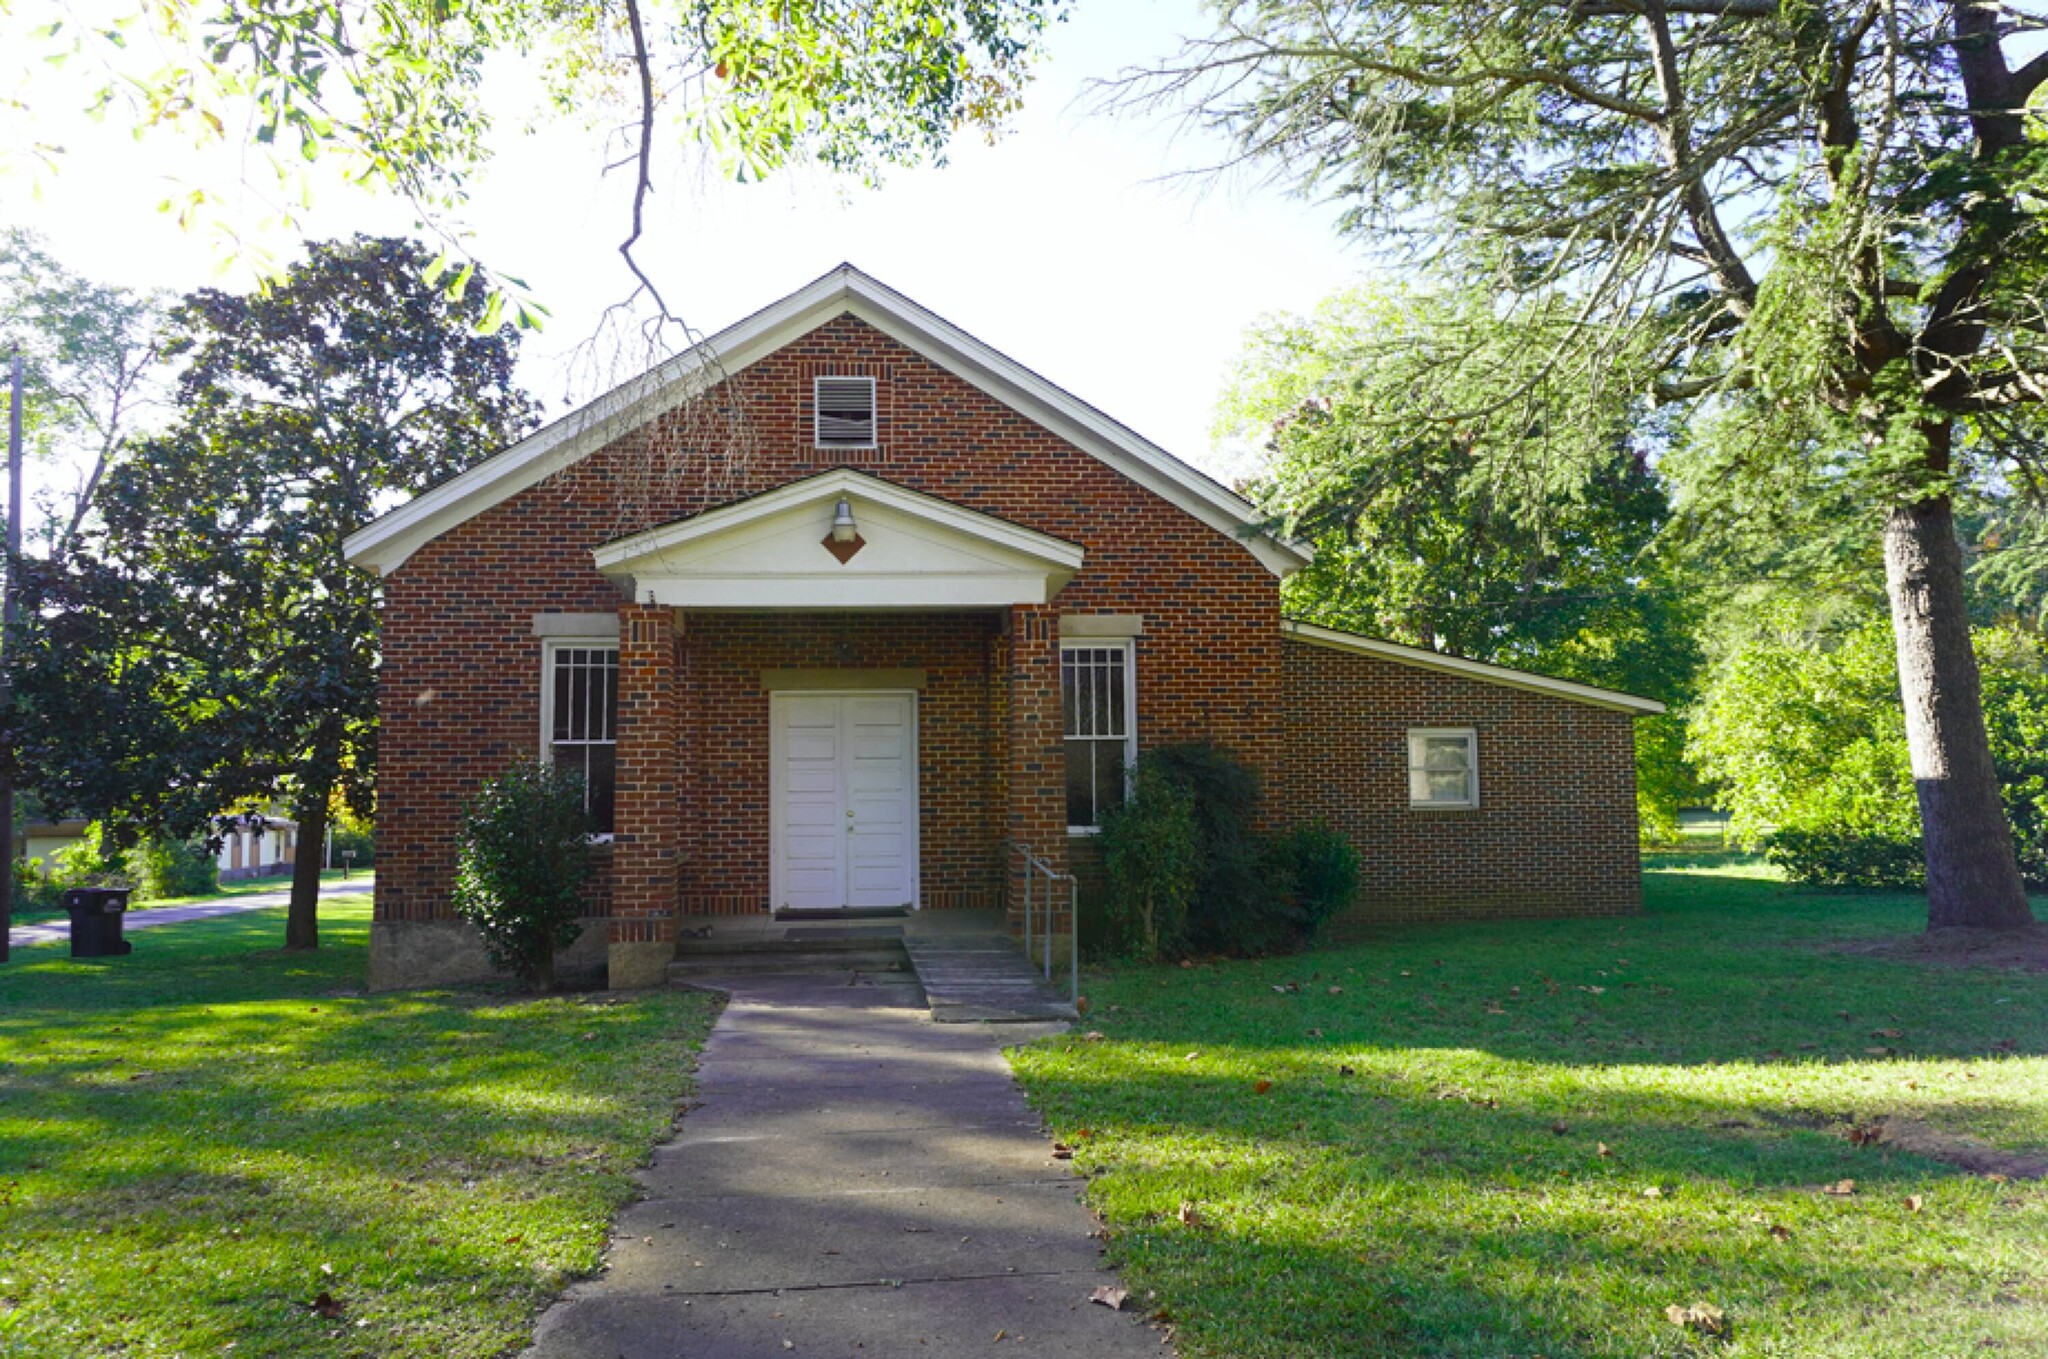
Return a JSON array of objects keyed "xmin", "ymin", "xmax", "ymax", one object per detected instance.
[{"xmin": 62, "ymin": 887, "xmax": 134, "ymax": 958}]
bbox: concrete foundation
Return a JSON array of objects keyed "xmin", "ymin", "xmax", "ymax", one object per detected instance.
[
  {"xmin": 367, "ymin": 917, "xmax": 609, "ymax": 992},
  {"xmin": 606, "ymin": 938, "xmax": 677, "ymax": 990}
]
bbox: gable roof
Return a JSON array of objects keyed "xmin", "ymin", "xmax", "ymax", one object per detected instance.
[
  {"xmin": 1282, "ymin": 620, "xmax": 1667, "ymax": 715},
  {"xmin": 343, "ymin": 264, "xmax": 1312, "ymax": 576}
]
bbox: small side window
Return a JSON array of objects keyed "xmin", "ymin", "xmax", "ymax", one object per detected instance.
[
  {"xmin": 1407, "ymin": 728, "xmax": 1478, "ymax": 809},
  {"xmin": 815, "ymin": 376, "xmax": 877, "ymax": 449}
]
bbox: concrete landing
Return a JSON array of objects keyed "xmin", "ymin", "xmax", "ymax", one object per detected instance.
[
  {"xmin": 522, "ymin": 976, "xmax": 1166, "ymax": 1359},
  {"xmin": 905, "ymin": 935, "xmax": 1078, "ymax": 1023}
]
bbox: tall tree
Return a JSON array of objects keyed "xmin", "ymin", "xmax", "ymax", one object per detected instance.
[
  {"xmin": 0, "ymin": 229, "xmax": 166, "ymax": 557},
  {"xmin": 1137, "ymin": 0, "xmax": 2048, "ymax": 927},
  {"xmin": 1224, "ymin": 285, "xmax": 1702, "ymax": 833},
  {"xmin": 10, "ymin": 236, "xmax": 538, "ymax": 948}
]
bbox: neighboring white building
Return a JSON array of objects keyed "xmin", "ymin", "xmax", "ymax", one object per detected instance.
[{"xmin": 214, "ymin": 808, "xmax": 300, "ymax": 883}]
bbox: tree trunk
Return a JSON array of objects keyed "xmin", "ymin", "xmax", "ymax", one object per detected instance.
[
  {"xmin": 284, "ymin": 793, "xmax": 328, "ymax": 951},
  {"xmin": 1882, "ymin": 485, "xmax": 2036, "ymax": 930}
]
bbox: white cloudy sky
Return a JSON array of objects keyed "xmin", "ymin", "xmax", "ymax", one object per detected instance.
[{"xmin": 4, "ymin": 1, "xmax": 1368, "ymax": 481}]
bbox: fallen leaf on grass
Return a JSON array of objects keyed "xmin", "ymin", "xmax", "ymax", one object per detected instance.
[
  {"xmin": 1847, "ymin": 1125, "xmax": 1883, "ymax": 1146},
  {"xmin": 1872, "ymin": 1028, "xmax": 1904, "ymax": 1040},
  {"xmin": 1824, "ymin": 1179, "xmax": 1857, "ymax": 1196},
  {"xmin": 1905, "ymin": 1195, "xmax": 1924, "ymax": 1212},
  {"xmin": 1767, "ymin": 1223, "xmax": 1792, "ymax": 1241},
  {"xmin": 1327, "ymin": 985, "xmax": 1344, "ymax": 995},
  {"xmin": 1551, "ymin": 1122, "xmax": 1569, "ymax": 1136},
  {"xmin": 1090, "ymin": 1285, "xmax": 1129, "ymax": 1311},
  {"xmin": 1050, "ymin": 1144, "xmax": 1074, "ymax": 1160},
  {"xmin": 1642, "ymin": 1185, "xmax": 1664, "ymax": 1198},
  {"xmin": 1338, "ymin": 1065, "xmax": 1357, "ymax": 1077},
  {"xmin": 1307, "ymin": 1028, "xmax": 1323, "ymax": 1038},
  {"xmin": 579, "ymin": 1032, "xmax": 598, "ymax": 1042},
  {"xmin": 1079, "ymin": 1031, "xmax": 1105, "ymax": 1042},
  {"xmin": 1254, "ymin": 1079, "xmax": 1273, "ymax": 1095},
  {"xmin": 1176, "ymin": 1201, "xmax": 1204, "ymax": 1228},
  {"xmin": 310, "ymin": 1292, "xmax": 345, "ymax": 1320},
  {"xmin": 1665, "ymin": 1302, "xmax": 1728, "ymax": 1337},
  {"xmin": 1596, "ymin": 1142, "xmax": 1613, "ymax": 1158},
  {"xmin": 1075, "ymin": 995, "xmax": 1090, "ymax": 1015}
]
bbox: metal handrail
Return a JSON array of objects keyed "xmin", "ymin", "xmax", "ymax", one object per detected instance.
[{"xmin": 1008, "ymin": 841, "xmax": 1079, "ymax": 1004}]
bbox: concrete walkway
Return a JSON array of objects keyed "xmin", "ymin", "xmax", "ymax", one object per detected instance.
[
  {"xmin": 525, "ymin": 975, "xmax": 1168, "ymax": 1359},
  {"xmin": 6, "ymin": 878, "xmax": 373, "ymax": 951}
]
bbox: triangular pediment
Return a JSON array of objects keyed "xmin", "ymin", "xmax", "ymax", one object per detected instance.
[{"xmin": 592, "ymin": 469, "xmax": 1084, "ymax": 609}]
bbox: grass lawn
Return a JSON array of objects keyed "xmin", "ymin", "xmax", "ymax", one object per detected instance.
[
  {"xmin": 1011, "ymin": 866, "xmax": 2048, "ymax": 1357},
  {"xmin": 0, "ymin": 896, "xmax": 716, "ymax": 1358}
]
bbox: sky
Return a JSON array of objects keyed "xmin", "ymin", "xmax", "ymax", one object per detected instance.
[{"xmin": 2, "ymin": 1, "xmax": 1369, "ymax": 484}]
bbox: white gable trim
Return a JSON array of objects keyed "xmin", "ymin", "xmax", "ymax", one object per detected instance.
[
  {"xmin": 594, "ymin": 468, "xmax": 1084, "ymax": 610},
  {"xmin": 1282, "ymin": 620, "xmax": 1667, "ymax": 715},
  {"xmin": 343, "ymin": 265, "xmax": 1311, "ymax": 577}
]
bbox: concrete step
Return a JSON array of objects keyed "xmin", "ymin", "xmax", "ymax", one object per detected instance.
[
  {"xmin": 903, "ymin": 935, "xmax": 1077, "ymax": 1023},
  {"xmin": 667, "ymin": 947, "xmax": 915, "ymax": 980}
]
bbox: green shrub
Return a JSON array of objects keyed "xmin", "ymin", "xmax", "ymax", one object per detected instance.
[
  {"xmin": 1141, "ymin": 742, "xmax": 1285, "ymax": 955},
  {"xmin": 1266, "ymin": 822, "xmax": 1360, "ymax": 940},
  {"xmin": 126, "ymin": 837, "xmax": 219, "ymax": 901},
  {"xmin": 450, "ymin": 758, "xmax": 593, "ymax": 990},
  {"xmin": 1099, "ymin": 764, "xmax": 1197, "ymax": 961},
  {"xmin": 11, "ymin": 858, "xmax": 63, "ymax": 916},
  {"xmin": 48, "ymin": 832, "xmax": 131, "ymax": 891},
  {"xmin": 1762, "ymin": 827, "xmax": 1925, "ymax": 889}
]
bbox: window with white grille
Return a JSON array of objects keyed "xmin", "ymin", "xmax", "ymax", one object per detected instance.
[
  {"xmin": 815, "ymin": 376, "xmax": 877, "ymax": 449},
  {"xmin": 544, "ymin": 644, "xmax": 619, "ymax": 833},
  {"xmin": 1407, "ymin": 728, "xmax": 1478, "ymax": 808},
  {"xmin": 1062, "ymin": 642, "xmax": 1135, "ymax": 831}
]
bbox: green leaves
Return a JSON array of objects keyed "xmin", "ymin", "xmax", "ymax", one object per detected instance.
[{"xmin": 451, "ymin": 757, "xmax": 594, "ymax": 990}]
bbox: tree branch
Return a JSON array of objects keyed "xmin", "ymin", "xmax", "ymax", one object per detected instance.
[{"xmin": 1640, "ymin": 0, "xmax": 1759, "ymax": 316}]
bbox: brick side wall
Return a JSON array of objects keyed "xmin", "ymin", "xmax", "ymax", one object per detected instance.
[
  {"xmin": 375, "ymin": 314, "xmax": 1285, "ymax": 925},
  {"xmin": 1278, "ymin": 638, "xmax": 1643, "ymax": 927}
]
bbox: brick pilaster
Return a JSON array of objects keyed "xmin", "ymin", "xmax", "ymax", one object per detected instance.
[
  {"xmin": 1004, "ymin": 604, "xmax": 1068, "ymax": 939},
  {"xmin": 609, "ymin": 603, "xmax": 681, "ymax": 987}
]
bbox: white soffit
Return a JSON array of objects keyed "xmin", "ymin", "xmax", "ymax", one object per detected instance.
[
  {"xmin": 1282, "ymin": 620, "xmax": 1667, "ymax": 715},
  {"xmin": 593, "ymin": 468, "xmax": 1085, "ymax": 610},
  {"xmin": 342, "ymin": 265, "xmax": 1311, "ymax": 577}
]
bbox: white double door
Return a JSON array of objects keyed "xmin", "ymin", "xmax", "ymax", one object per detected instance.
[{"xmin": 771, "ymin": 691, "xmax": 919, "ymax": 911}]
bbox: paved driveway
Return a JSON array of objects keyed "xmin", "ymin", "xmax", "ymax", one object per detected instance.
[
  {"xmin": 524, "ymin": 975, "xmax": 1168, "ymax": 1358},
  {"xmin": 7, "ymin": 879, "xmax": 373, "ymax": 951}
]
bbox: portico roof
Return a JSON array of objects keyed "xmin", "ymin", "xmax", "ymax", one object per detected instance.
[{"xmin": 592, "ymin": 468, "xmax": 1085, "ymax": 610}]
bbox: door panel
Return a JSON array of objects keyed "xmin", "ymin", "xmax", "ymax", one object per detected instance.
[{"xmin": 773, "ymin": 692, "xmax": 917, "ymax": 911}]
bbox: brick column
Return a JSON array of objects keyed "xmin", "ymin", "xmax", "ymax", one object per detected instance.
[
  {"xmin": 609, "ymin": 604, "xmax": 681, "ymax": 988},
  {"xmin": 1004, "ymin": 605, "xmax": 1069, "ymax": 944}
]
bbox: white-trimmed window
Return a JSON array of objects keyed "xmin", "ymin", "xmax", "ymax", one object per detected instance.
[
  {"xmin": 542, "ymin": 642, "xmax": 619, "ymax": 834},
  {"xmin": 1062, "ymin": 641, "xmax": 1136, "ymax": 831},
  {"xmin": 1408, "ymin": 728, "xmax": 1478, "ymax": 808},
  {"xmin": 814, "ymin": 375, "xmax": 877, "ymax": 449}
]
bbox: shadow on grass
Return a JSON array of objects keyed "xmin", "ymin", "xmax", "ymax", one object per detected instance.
[
  {"xmin": 0, "ymin": 901, "xmax": 715, "ymax": 1359},
  {"xmin": 1017, "ymin": 867, "xmax": 2048, "ymax": 1356}
]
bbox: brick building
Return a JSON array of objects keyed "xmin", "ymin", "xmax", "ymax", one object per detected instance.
[{"xmin": 344, "ymin": 267, "xmax": 1663, "ymax": 990}]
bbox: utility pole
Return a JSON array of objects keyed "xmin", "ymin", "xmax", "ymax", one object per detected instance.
[{"xmin": 0, "ymin": 352, "xmax": 20, "ymax": 964}]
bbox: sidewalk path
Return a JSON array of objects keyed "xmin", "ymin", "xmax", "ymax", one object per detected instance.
[
  {"xmin": 7, "ymin": 878, "xmax": 373, "ymax": 951},
  {"xmin": 525, "ymin": 975, "xmax": 1169, "ymax": 1359}
]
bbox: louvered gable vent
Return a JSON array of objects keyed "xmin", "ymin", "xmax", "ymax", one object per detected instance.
[{"xmin": 814, "ymin": 376, "xmax": 877, "ymax": 448}]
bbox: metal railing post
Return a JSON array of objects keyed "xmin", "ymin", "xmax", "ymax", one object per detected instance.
[
  {"xmin": 1069, "ymin": 875, "xmax": 1079, "ymax": 1003},
  {"xmin": 1021, "ymin": 845, "xmax": 1032, "ymax": 960}
]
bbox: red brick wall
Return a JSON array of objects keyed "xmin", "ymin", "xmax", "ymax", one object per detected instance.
[
  {"xmin": 374, "ymin": 314, "xmax": 1285, "ymax": 925},
  {"xmin": 1278, "ymin": 637, "xmax": 1643, "ymax": 926}
]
